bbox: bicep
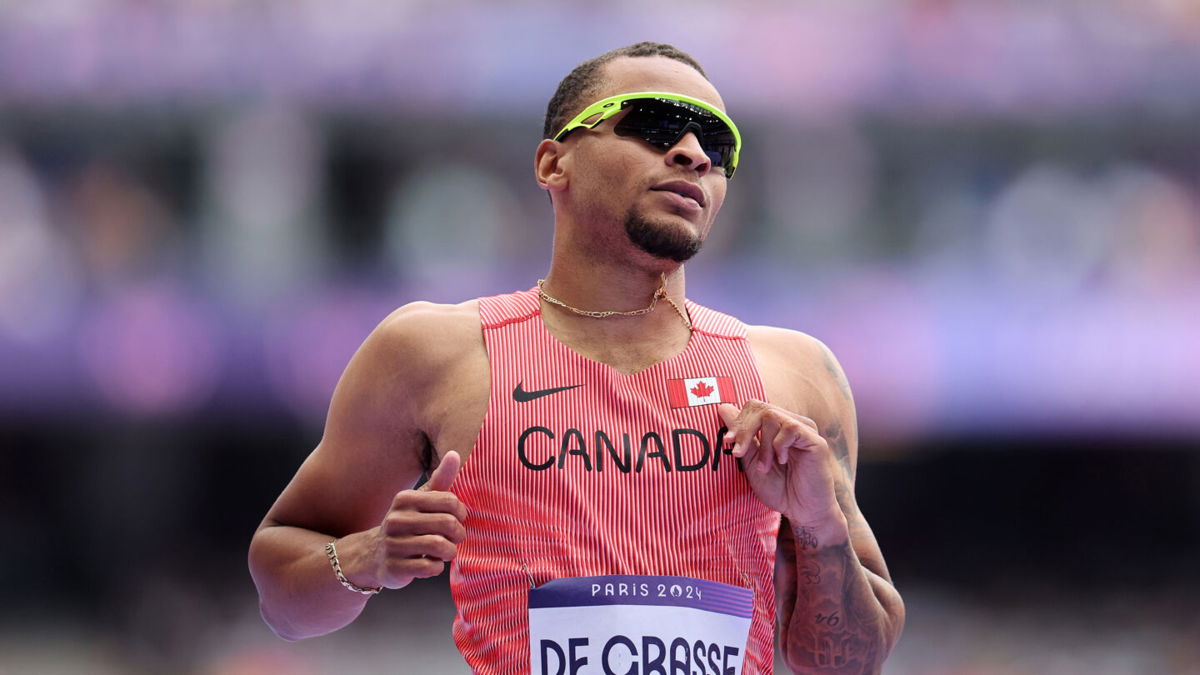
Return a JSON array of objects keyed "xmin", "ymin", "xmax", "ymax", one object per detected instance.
[{"xmin": 259, "ymin": 317, "xmax": 430, "ymax": 538}]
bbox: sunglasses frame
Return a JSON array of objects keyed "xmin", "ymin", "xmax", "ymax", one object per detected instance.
[{"xmin": 552, "ymin": 91, "xmax": 742, "ymax": 178}]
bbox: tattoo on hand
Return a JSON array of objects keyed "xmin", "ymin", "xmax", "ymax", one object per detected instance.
[{"xmin": 794, "ymin": 526, "xmax": 818, "ymax": 550}]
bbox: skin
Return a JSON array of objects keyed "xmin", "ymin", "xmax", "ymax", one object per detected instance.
[{"xmin": 248, "ymin": 55, "xmax": 905, "ymax": 672}]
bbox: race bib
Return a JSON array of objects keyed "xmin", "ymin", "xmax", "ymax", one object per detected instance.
[{"xmin": 528, "ymin": 574, "xmax": 753, "ymax": 675}]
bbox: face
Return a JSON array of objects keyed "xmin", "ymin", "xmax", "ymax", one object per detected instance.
[{"xmin": 556, "ymin": 56, "xmax": 731, "ymax": 264}]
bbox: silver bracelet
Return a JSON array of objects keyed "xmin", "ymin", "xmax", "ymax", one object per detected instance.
[{"xmin": 324, "ymin": 541, "xmax": 382, "ymax": 595}]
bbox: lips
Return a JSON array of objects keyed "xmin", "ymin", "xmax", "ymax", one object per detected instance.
[{"xmin": 651, "ymin": 180, "xmax": 706, "ymax": 208}]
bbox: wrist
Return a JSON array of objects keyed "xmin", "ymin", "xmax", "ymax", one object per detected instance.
[
  {"xmin": 785, "ymin": 508, "xmax": 850, "ymax": 549},
  {"xmin": 327, "ymin": 531, "xmax": 384, "ymax": 594}
]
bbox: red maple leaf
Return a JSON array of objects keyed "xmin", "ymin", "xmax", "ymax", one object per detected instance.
[{"xmin": 691, "ymin": 381, "xmax": 715, "ymax": 398}]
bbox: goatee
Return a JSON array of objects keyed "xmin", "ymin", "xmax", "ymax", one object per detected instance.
[{"xmin": 624, "ymin": 210, "xmax": 702, "ymax": 263}]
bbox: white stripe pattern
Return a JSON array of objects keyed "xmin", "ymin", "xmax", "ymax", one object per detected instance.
[{"xmin": 450, "ymin": 289, "xmax": 780, "ymax": 674}]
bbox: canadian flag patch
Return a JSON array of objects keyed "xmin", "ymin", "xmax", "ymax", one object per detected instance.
[{"xmin": 667, "ymin": 376, "xmax": 737, "ymax": 408}]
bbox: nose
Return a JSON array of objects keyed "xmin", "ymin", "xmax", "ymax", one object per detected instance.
[{"xmin": 664, "ymin": 127, "xmax": 712, "ymax": 176}]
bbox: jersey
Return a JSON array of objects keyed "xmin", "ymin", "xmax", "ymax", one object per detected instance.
[{"xmin": 449, "ymin": 288, "xmax": 781, "ymax": 674}]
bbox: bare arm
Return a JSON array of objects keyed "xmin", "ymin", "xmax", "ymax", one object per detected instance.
[
  {"xmin": 774, "ymin": 455, "xmax": 904, "ymax": 671},
  {"xmin": 736, "ymin": 330, "xmax": 905, "ymax": 674},
  {"xmin": 247, "ymin": 302, "xmax": 479, "ymax": 641}
]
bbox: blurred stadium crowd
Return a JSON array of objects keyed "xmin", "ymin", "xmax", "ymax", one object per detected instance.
[{"xmin": 1, "ymin": 1, "xmax": 1198, "ymax": 673}]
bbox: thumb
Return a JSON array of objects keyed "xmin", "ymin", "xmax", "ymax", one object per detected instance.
[
  {"xmin": 717, "ymin": 403, "xmax": 741, "ymax": 426},
  {"xmin": 421, "ymin": 450, "xmax": 462, "ymax": 492}
]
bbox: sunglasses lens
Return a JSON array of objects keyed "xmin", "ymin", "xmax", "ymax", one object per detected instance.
[{"xmin": 614, "ymin": 99, "xmax": 738, "ymax": 176}]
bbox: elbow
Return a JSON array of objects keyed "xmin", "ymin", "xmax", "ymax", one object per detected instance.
[
  {"xmin": 250, "ymin": 569, "xmax": 320, "ymax": 643},
  {"xmin": 884, "ymin": 621, "xmax": 905, "ymax": 664},
  {"xmin": 248, "ymin": 535, "xmax": 307, "ymax": 642},
  {"xmin": 880, "ymin": 586, "xmax": 907, "ymax": 659},
  {"xmin": 259, "ymin": 601, "xmax": 306, "ymax": 642}
]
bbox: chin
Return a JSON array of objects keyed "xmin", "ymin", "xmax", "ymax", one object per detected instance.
[{"xmin": 624, "ymin": 210, "xmax": 704, "ymax": 263}]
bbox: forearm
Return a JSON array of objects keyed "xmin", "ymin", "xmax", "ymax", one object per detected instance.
[
  {"xmin": 777, "ymin": 519, "xmax": 903, "ymax": 674},
  {"xmin": 248, "ymin": 524, "xmax": 379, "ymax": 641}
]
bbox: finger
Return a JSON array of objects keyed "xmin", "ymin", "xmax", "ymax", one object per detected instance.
[
  {"xmin": 769, "ymin": 416, "xmax": 815, "ymax": 466},
  {"xmin": 386, "ymin": 556, "xmax": 446, "ymax": 583},
  {"xmin": 717, "ymin": 403, "xmax": 740, "ymax": 427},
  {"xmin": 420, "ymin": 450, "xmax": 462, "ymax": 493},
  {"xmin": 717, "ymin": 403, "xmax": 745, "ymax": 454},
  {"xmin": 757, "ymin": 416, "xmax": 782, "ymax": 472},
  {"xmin": 392, "ymin": 490, "xmax": 469, "ymax": 522},
  {"xmin": 410, "ymin": 558, "xmax": 447, "ymax": 580},
  {"xmin": 385, "ymin": 510, "xmax": 468, "ymax": 542},
  {"xmin": 783, "ymin": 422, "xmax": 827, "ymax": 455},
  {"xmin": 725, "ymin": 401, "xmax": 766, "ymax": 458},
  {"xmin": 770, "ymin": 425, "xmax": 804, "ymax": 466},
  {"xmin": 388, "ymin": 534, "xmax": 459, "ymax": 562},
  {"xmin": 737, "ymin": 434, "xmax": 762, "ymax": 472}
]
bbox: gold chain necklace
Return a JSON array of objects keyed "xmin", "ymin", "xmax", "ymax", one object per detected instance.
[{"xmin": 536, "ymin": 274, "xmax": 692, "ymax": 330}]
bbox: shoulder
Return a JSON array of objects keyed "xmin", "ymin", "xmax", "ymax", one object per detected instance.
[
  {"xmin": 374, "ymin": 299, "xmax": 481, "ymax": 352},
  {"xmin": 745, "ymin": 325, "xmax": 830, "ymax": 365},
  {"xmin": 351, "ymin": 299, "xmax": 485, "ymax": 393},
  {"xmin": 328, "ymin": 298, "xmax": 486, "ymax": 437},
  {"xmin": 745, "ymin": 325, "xmax": 854, "ymax": 429},
  {"xmin": 745, "ymin": 324, "xmax": 844, "ymax": 387}
]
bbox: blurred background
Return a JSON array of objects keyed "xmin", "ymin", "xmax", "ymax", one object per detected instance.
[{"xmin": 1, "ymin": 0, "xmax": 1198, "ymax": 673}]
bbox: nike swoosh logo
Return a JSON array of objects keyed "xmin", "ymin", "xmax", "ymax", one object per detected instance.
[{"xmin": 513, "ymin": 382, "xmax": 584, "ymax": 403}]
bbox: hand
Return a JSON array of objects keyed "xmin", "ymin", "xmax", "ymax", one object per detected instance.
[
  {"xmin": 717, "ymin": 402, "xmax": 846, "ymax": 533},
  {"xmin": 344, "ymin": 450, "xmax": 468, "ymax": 590}
]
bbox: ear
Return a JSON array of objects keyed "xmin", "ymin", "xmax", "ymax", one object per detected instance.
[{"xmin": 534, "ymin": 138, "xmax": 569, "ymax": 194}]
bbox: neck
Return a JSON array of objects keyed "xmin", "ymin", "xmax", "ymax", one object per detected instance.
[{"xmin": 538, "ymin": 255, "xmax": 691, "ymax": 344}]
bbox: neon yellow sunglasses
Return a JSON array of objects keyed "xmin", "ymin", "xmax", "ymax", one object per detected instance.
[{"xmin": 552, "ymin": 91, "xmax": 742, "ymax": 178}]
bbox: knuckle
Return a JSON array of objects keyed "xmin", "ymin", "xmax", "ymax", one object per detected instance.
[
  {"xmin": 420, "ymin": 559, "xmax": 446, "ymax": 578},
  {"xmin": 439, "ymin": 514, "xmax": 467, "ymax": 539},
  {"xmin": 392, "ymin": 490, "xmax": 418, "ymax": 509},
  {"xmin": 384, "ymin": 536, "xmax": 410, "ymax": 555},
  {"xmin": 427, "ymin": 492, "xmax": 454, "ymax": 510},
  {"xmin": 390, "ymin": 533, "xmax": 420, "ymax": 551},
  {"xmin": 384, "ymin": 511, "xmax": 412, "ymax": 533}
]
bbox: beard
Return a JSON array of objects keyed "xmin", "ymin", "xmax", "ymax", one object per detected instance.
[{"xmin": 623, "ymin": 208, "xmax": 703, "ymax": 263}]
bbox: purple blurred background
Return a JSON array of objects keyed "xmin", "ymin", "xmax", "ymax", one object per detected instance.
[{"xmin": 1, "ymin": 1, "xmax": 1198, "ymax": 673}]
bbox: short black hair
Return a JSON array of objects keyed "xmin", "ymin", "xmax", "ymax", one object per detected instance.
[{"xmin": 543, "ymin": 42, "xmax": 708, "ymax": 140}]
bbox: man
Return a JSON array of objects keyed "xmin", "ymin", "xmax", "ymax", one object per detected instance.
[{"xmin": 249, "ymin": 42, "xmax": 905, "ymax": 674}]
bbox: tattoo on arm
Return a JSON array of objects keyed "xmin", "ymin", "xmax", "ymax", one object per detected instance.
[
  {"xmin": 771, "ymin": 342, "xmax": 900, "ymax": 671},
  {"xmin": 818, "ymin": 341, "xmax": 858, "ymax": 484},
  {"xmin": 820, "ymin": 342, "xmax": 854, "ymax": 406},
  {"xmin": 783, "ymin": 542, "xmax": 887, "ymax": 673},
  {"xmin": 823, "ymin": 418, "xmax": 854, "ymax": 482},
  {"xmin": 800, "ymin": 560, "xmax": 821, "ymax": 585},
  {"xmin": 815, "ymin": 611, "xmax": 841, "ymax": 627}
]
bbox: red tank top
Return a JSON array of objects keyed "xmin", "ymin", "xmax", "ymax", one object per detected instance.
[{"xmin": 450, "ymin": 289, "xmax": 781, "ymax": 674}]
